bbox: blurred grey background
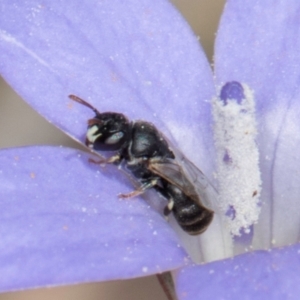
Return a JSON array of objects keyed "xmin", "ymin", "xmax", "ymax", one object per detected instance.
[{"xmin": 0, "ymin": 1, "xmax": 225, "ymax": 300}]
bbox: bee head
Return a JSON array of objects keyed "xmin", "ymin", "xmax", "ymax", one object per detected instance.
[
  {"xmin": 86, "ymin": 113, "xmax": 130, "ymax": 151},
  {"xmin": 69, "ymin": 95, "xmax": 130, "ymax": 151}
]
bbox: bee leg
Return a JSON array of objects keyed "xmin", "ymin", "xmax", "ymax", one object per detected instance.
[
  {"xmin": 88, "ymin": 154, "xmax": 121, "ymax": 165},
  {"xmin": 163, "ymin": 198, "xmax": 174, "ymax": 221},
  {"xmin": 152, "ymin": 185, "xmax": 174, "ymax": 220},
  {"xmin": 118, "ymin": 178, "xmax": 159, "ymax": 199}
]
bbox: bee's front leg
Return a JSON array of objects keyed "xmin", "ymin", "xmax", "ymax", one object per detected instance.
[
  {"xmin": 118, "ymin": 178, "xmax": 159, "ymax": 199},
  {"xmin": 88, "ymin": 154, "xmax": 121, "ymax": 165}
]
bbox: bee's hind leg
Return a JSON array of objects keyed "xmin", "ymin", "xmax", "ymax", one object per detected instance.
[
  {"xmin": 153, "ymin": 185, "xmax": 174, "ymax": 220},
  {"xmin": 163, "ymin": 198, "xmax": 174, "ymax": 220}
]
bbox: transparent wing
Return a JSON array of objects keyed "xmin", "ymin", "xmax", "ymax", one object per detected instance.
[
  {"xmin": 149, "ymin": 148, "xmax": 218, "ymax": 211},
  {"xmin": 176, "ymin": 151, "xmax": 218, "ymax": 211}
]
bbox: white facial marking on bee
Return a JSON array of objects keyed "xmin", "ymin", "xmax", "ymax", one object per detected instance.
[{"xmin": 87, "ymin": 125, "xmax": 102, "ymax": 143}]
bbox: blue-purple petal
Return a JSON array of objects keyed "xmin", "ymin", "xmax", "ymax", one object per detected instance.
[
  {"xmin": 176, "ymin": 243, "xmax": 300, "ymax": 300},
  {"xmin": 0, "ymin": 0, "xmax": 215, "ymax": 175},
  {"xmin": 0, "ymin": 146, "xmax": 188, "ymax": 292},
  {"xmin": 215, "ymin": 0, "xmax": 300, "ymax": 248}
]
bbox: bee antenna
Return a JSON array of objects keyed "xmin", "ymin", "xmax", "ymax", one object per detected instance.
[{"xmin": 69, "ymin": 94, "xmax": 100, "ymax": 115}]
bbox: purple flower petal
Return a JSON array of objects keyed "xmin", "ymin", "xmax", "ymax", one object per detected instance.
[
  {"xmin": 0, "ymin": 0, "xmax": 215, "ymax": 175},
  {"xmin": 215, "ymin": 0, "xmax": 300, "ymax": 248},
  {"xmin": 0, "ymin": 146, "xmax": 188, "ymax": 292},
  {"xmin": 176, "ymin": 243, "xmax": 300, "ymax": 300},
  {"xmin": 173, "ymin": 1, "xmax": 300, "ymax": 298}
]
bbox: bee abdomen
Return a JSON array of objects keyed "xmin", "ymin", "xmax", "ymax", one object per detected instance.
[{"xmin": 168, "ymin": 185, "xmax": 213, "ymax": 235}]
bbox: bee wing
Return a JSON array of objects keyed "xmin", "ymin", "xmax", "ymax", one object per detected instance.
[
  {"xmin": 149, "ymin": 158, "xmax": 197, "ymax": 198},
  {"xmin": 176, "ymin": 153, "xmax": 218, "ymax": 211},
  {"xmin": 149, "ymin": 152, "xmax": 218, "ymax": 211}
]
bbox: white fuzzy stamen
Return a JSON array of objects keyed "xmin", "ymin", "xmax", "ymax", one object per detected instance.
[{"xmin": 212, "ymin": 83, "xmax": 262, "ymax": 236}]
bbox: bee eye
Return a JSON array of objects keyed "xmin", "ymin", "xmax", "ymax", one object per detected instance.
[{"xmin": 105, "ymin": 132, "xmax": 124, "ymax": 145}]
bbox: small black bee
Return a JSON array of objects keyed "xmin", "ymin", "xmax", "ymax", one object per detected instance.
[{"xmin": 69, "ymin": 94, "xmax": 214, "ymax": 235}]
